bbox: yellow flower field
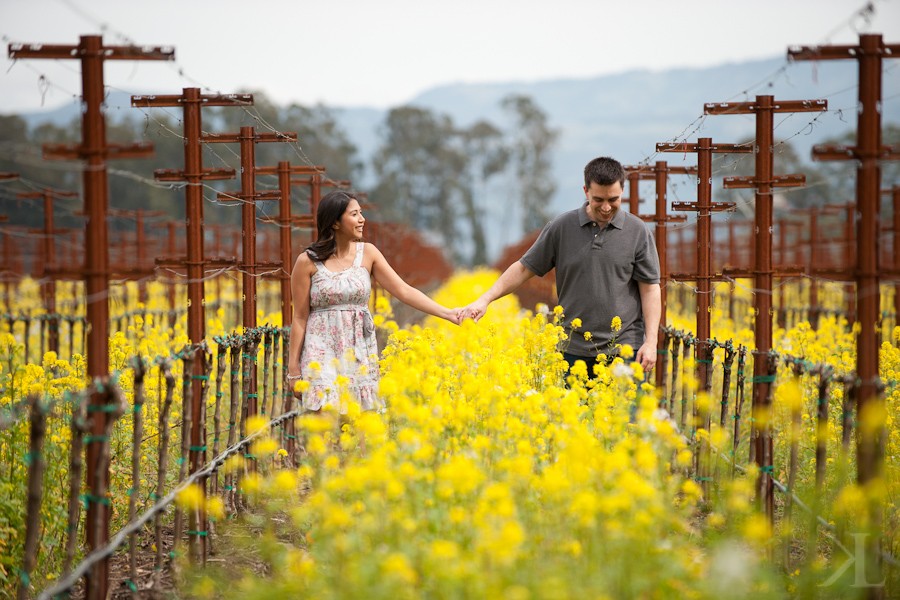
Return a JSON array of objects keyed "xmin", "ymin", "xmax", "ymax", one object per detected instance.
[
  {"xmin": 181, "ymin": 271, "xmax": 891, "ymax": 598},
  {"xmin": 2, "ymin": 272, "xmax": 898, "ymax": 598}
]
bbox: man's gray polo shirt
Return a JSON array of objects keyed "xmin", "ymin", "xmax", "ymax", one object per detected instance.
[{"xmin": 520, "ymin": 203, "xmax": 660, "ymax": 357}]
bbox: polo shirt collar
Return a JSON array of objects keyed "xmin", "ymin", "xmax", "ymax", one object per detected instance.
[
  {"xmin": 579, "ymin": 203, "xmax": 593, "ymax": 227},
  {"xmin": 608, "ymin": 207, "xmax": 626, "ymax": 229},
  {"xmin": 580, "ymin": 202, "xmax": 626, "ymax": 229}
]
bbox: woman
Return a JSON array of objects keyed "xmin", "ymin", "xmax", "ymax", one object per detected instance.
[{"xmin": 286, "ymin": 191, "xmax": 459, "ymax": 413}]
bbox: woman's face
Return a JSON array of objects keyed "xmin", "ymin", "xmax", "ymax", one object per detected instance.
[{"xmin": 335, "ymin": 199, "xmax": 365, "ymax": 239}]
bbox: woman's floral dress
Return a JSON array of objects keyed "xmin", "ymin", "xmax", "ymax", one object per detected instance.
[{"xmin": 300, "ymin": 242, "xmax": 381, "ymax": 413}]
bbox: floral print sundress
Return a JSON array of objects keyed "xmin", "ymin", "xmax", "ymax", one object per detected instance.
[{"xmin": 300, "ymin": 242, "xmax": 381, "ymax": 413}]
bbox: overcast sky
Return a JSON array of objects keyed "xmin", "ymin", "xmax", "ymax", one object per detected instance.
[{"xmin": 1, "ymin": 0, "xmax": 899, "ymax": 115}]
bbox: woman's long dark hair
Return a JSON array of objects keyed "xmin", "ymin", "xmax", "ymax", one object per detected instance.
[{"xmin": 305, "ymin": 190, "xmax": 358, "ymax": 261}]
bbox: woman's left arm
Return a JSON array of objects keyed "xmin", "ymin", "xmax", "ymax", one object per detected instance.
[{"xmin": 368, "ymin": 243, "xmax": 459, "ymax": 324}]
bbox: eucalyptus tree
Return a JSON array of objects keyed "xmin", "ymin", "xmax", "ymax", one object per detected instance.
[
  {"xmin": 371, "ymin": 106, "xmax": 467, "ymax": 261},
  {"xmin": 501, "ymin": 94, "xmax": 559, "ymax": 232},
  {"xmin": 459, "ymin": 119, "xmax": 509, "ymax": 265}
]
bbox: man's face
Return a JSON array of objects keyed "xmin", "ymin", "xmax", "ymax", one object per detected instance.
[{"xmin": 584, "ymin": 181, "xmax": 624, "ymax": 224}]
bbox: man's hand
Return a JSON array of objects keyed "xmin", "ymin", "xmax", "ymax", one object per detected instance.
[
  {"xmin": 635, "ymin": 342, "xmax": 657, "ymax": 372},
  {"xmin": 460, "ymin": 298, "xmax": 489, "ymax": 322},
  {"xmin": 459, "ymin": 261, "xmax": 533, "ymax": 324}
]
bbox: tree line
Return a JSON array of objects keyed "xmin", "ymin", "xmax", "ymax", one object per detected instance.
[
  {"xmin": 0, "ymin": 92, "xmax": 558, "ymax": 267},
  {"xmin": 1, "ymin": 94, "xmax": 897, "ymax": 267}
]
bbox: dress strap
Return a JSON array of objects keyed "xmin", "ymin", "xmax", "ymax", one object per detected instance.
[
  {"xmin": 353, "ymin": 242, "xmax": 365, "ymax": 268},
  {"xmin": 306, "ymin": 249, "xmax": 326, "ymax": 272}
]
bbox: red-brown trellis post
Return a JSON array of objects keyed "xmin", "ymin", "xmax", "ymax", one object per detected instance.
[
  {"xmin": 889, "ymin": 186, "xmax": 900, "ymax": 330},
  {"xmin": 255, "ymin": 162, "xmax": 326, "ymax": 460},
  {"xmin": 623, "ymin": 170, "xmax": 648, "ymax": 217},
  {"xmin": 132, "ymin": 91, "xmax": 253, "ymax": 557},
  {"xmin": 158, "ymin": 220, "xmax": 185, "ymax": 324},
  {"xmin": 703, "ymin": 95, "xmax": 827, "ymax": 523},
  {"xmin": 788, "ymin": 206, "xmax": 822, "ymax": 326},
  {"xmin": 656, "ymin": 140, "xmax": 744, "ymax": 496},
  {"xmin": 656, "ymin": 141, "xmax": 745, "ymax": 395},
  {"xmin": 712, "ymin": 218, "xmax": 754, "ymax": 323},
  {"xmin": 788, "ymin": 204, "xmax": 853, "ymax": 328},
  {"xmin": 8, "ymin": 36, "xmax": 174, "ymax": 598},
  {"xmin": 790, "ymin": 34, "xmax": 900, "ymax": 590},
  {"xmin": 206, "ymin": 222, "xmax": 241, "ymax": 307},
  {"xmin": 131, "ymin": 87, "xmax": 248, "ymax": 347},
  {"xmin": 209, "ymin": 126, "xmax": 298, "ymax": 422},
  {"xmin": 255, "ymin": 162, "xmax": 325, "ymax": 328},
  {"xmin": 774, "ymin": 218, "xmax": 806, "ymax": 329},
  {"xmin": 0, "ymin": 225, "xmax": 27, "ymax": 313},
  {"xmin": 822, "ymin": 202, "xmax": 858, "ymax": 325},
  {"xmin": 624, "ymin": 162, "xmax": 693, "ymax": 390},
  {"xmin": 108, "ymin": 208, "xmax": 167, "ymax": 305},
  {"xmin": 722, "ymin": 219, "xmax": 754, "ymax": 272},
  {"xmin": 15, "ymin": 187, "xmax": 78, "ymax": 354}
]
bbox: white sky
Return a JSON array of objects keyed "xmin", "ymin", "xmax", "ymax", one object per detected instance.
[{"xmin": 1, "ymin": 0, "xmax": 899, "ymax": 114}]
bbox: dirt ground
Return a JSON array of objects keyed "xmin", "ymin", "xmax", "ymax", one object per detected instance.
[
  {"xmin": 61, "ymin": 525, "xmax": 178, "ymax": 600},
  {"xmin": 93, "ymin": 510, "xmax": 286, "ymax": 599},
  {"xmin": 59, "ymin": 473, "xmax": 309, "ymax": 598}
]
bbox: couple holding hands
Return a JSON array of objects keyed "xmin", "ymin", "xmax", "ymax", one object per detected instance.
[{"xmin": 287, "ymin": 156, "xmax": 661, "ymax": 414}]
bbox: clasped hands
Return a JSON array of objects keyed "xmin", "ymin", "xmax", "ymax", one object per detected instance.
[{"xmin": 447, "ymin": 299, "xmax": 488, "ymax": 325}]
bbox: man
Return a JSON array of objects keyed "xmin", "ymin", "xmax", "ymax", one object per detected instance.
[{"xmin": 463, "ymin": 156, "xmax": 661, "ymax": 375}]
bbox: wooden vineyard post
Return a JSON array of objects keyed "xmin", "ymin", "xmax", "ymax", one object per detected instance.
[
  {"xmin": 8, "ymin": 36, "xmax": 174, "ymax": 598},
  {"xmin": 133, "ymin": 90, "xmax": 258, "ymax": 558},
  {"xmin": 254, "ymin": 162, "xmax": 325, "ymax": 329},
  {"xmin": 656, "ymin": 140, "xmax": 745, "ymax": 497},
  {"xmin": 889, "ymin": 186, "xmax": 900, "ymax": 331},
  {"xmin": 624, "ymin": 162, "xmax": 694, "ymax": 391},
  {"xmin": 822, "ymin": 202, "xmax": 858, "ymax": 325},
  {"xmin": 704, "ymin": 95, "xmax": 827, "ymax": 523},
  {"xmin": 0, "ymin": 225, "xmax": 30, "ymax": 313},
  {"xmin": 107, "ymin": 208, "xmax": 166, "ymax": 306},
  {"xmin": 13, "ymin": 187, "xmax": 78, "ymax": 354},
  {"xmin": 255, "ymin": 161, "xmax": 325, "ymax": 459},
  {"xmin": 790, "ymin": 34, "xmax": 900, "ymax": 593},
  {"xmin": 656, "ymin": 141, "xmax": 746, "ymax": 398},
  {"xmin": 207, "ymin": 127, "xmax": 297, "ymax": 423}
]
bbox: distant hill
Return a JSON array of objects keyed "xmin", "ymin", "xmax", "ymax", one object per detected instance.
[
  {"xmin": 396, "ymin": 56, "xmax": 896, "ymax": 210},
  {"xmin": 12, "ymin": 55, "xmax": 898, "ymax": 261},
  {"xmin": 335, "ymin": 55, "xmax": 897, "ymax": 258}
]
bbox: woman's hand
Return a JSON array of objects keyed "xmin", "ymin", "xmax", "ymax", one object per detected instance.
[
  {"xmin": 443, "ymin": 307, "xmax": 464, "ymax": 325},
  {"xmin": 287, "ymin": 373, "xmax": 303, "ymax": 399}
]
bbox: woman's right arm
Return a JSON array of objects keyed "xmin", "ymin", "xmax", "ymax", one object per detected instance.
[{"xmin": 287, "ymin": 253, "xmax": 314, "ymax": 390}]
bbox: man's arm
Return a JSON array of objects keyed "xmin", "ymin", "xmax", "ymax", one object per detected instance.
[
  {"xmin": 463, "ymin": 261, "xmax": 535, "ymax": 322},
  {"xmin": 635, "ymin": 282, "xmax": 661, "ymax": 371}
]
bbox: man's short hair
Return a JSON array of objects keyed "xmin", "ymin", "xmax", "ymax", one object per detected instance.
[{"xmin": 584, "ymin": 156, "xmax": 626, "ymax": 188}]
